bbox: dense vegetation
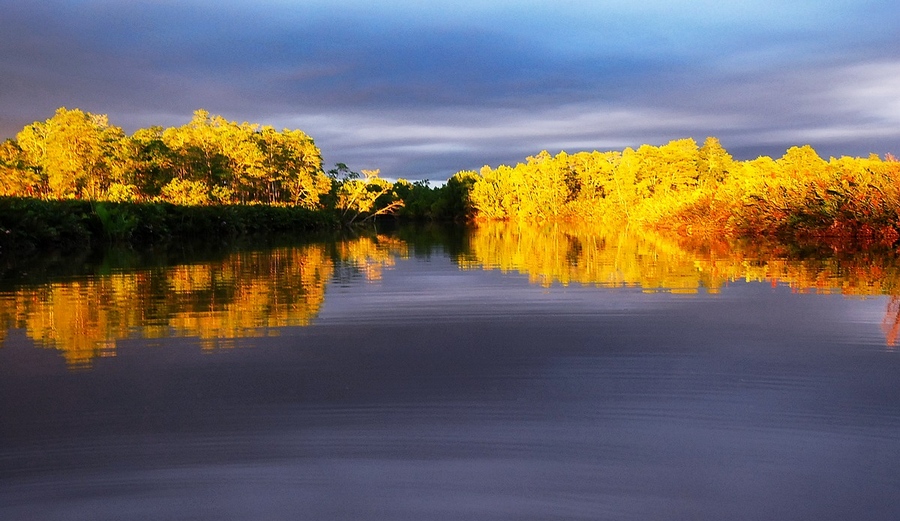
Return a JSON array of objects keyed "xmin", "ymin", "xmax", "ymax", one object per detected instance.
[
  {"xmin": 0, "ymin": 106, "xmax": 467, "ymax": 212},
  {"xmin": 3, "ymin": 107, "xmax": 900, "ymax": 252},
  {"xmin": 464, "ymin": 138, "xmax": 900, "ymax": 249},
  {"xmin": 0, "ymin": 107, "xmax": 471, "ymax": 250},
  {"xmin": 0, "ymin": 196, "xmax": 338, "ymax": 254},
  {"xmin": 1, "ymin": 107, "xmax": 329, "ymax": 205}
]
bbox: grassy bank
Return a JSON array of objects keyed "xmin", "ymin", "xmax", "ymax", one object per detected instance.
[{"xmin": 0, "ymin": 196, "xmax": 340, "ymax": 254}]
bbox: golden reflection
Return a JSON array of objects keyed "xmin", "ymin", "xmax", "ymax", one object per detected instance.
[
  {"xmin": 881, "ymin": 297, "xmax": 900, "ymax": 350},
  {"xmin": 0, "ymin": 235, "xmax": 417, "ymax": 368},
  {"xmin": 459, "ymin": 221, "xmax": 722, "ymax": 292},
  {"xmin": 5, "ymin": 225, "xmax": 900, "ymax": 367},
  {"xmin": 463, "ymin": 222, "xmax": 900, "ymax": 346},
  {"xmin": 463, "ymin": 221, "xmax": 900, "ymax": 296},
  {"xmin": 337, "ymin": 235, "xmax": 408, "ymax": 281}
]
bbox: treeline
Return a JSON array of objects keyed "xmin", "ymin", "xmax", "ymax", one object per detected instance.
[
  {"xmin": 463, "ymin": 138, "xmax": 900, "ymax": 248},
  {"xmin": 0, "ymin": 107, "xmax": 480, "ymax": 251},
  {"xmin": 5, "ymin": 107, "xmax": 900, "ymax": 250},
  {"xmin": 0, "ymin": 107, "xmax": 469, "ymax": 221},
  {"xmin": 1, "ymin": 107, "xmax": 330, "ymax": 206}
]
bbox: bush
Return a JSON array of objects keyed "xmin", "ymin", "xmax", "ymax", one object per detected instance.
[{"xmin": 0, "ymin": 196, "xmax": 339, "ymax": 255}]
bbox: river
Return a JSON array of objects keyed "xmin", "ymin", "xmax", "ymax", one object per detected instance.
[{"xmin": 1, "ymin": 222, "xmax": 899, "ymax": 520}]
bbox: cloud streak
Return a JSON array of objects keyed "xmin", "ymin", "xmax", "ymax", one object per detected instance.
[{"xmin": 1, "ymin": 1, "xmax": 898, "ymax": 179}]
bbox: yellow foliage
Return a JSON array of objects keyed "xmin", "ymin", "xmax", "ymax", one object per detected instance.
[
  {"xmin": 160, "ymin": 178, "xmax": 211, "ymax": 205},
  {"xmin": 465, "ymin": 139, "xmax": 900, "ymax": 247},
  {"xmin": 336, "ymin": 169, "xmax": 403, "ymax": 221},
  {"xmin": 106, "ymin": 182, "xmax": 138, "ymax": 202},
  {"xmin": 15, "ymin": 107, "xmax": 124, "ymax": 199},
  {"xmin": 2, "ymin": 107, "xmax": 328, "ymax": 206}
]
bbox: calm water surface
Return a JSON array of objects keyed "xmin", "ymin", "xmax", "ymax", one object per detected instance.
[{"xmin": 1, "ymin": 223, "xmax": 899, "ymax": 520}]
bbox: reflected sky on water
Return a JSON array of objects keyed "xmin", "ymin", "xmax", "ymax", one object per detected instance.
[{"xmin": 1, "ymin": 223, "xmax": 899, "ymax": 520}]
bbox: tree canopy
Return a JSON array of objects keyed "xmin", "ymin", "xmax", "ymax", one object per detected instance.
[
  {"xmin": 463, "ymin": 138, "xmax": 900, "ymax": 248},
  {"xmin": 4, "ymin": 107, "xmax": 900, "ymax": 247},
  {"xmin": 3, "ymin": 108, "xmax": 331, "ymax": 208}
]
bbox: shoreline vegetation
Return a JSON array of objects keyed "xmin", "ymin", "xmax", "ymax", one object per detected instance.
[
  {"xmin": 0, "ymin": 107, "xmax": 471, "ymax": 252},
  {"xmin": 2, "ymin": 107, "xmax": 899, "ymax": 254},
  {"xmin": 462, "ymin": 138, "xmax": 900, "ymax": 253}
]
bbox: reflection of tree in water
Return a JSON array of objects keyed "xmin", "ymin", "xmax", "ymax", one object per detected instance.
[
  {"xmin": 333, "ymin": 235, "xmax": 408, "ymax": 284},
  {"xmin": 163, "ymin": 246, "xmax": 334, "ymax": 347},
  {"xmin": 5, "ymin": 224, "xmax": 900, "ymax": 366},
  {"xmin": 460, "ymin": 221, "xmax": 721, "ymax": 292},
  {"xmin": 0, "ymin": 236, "xmax": 407, "ymax": 369},
  {"xmin": 464, "ymin": 222, "xmax": 900, "ymax": 346}
]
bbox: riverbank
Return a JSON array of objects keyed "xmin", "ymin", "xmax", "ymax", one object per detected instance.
[{"xmin": 0, "ymin": 196, "xmax": 340, "ymax": 254}]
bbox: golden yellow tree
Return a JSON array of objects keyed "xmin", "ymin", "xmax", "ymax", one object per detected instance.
[
  {"xmin": 16, "ymin": 107, "xmax": 124, "ymax": 199},
  {"xmin": 0, "ymin": 139, "xmax": 42, "ymax": 197},
  {"xmin": 256, "ymin": 127, "xmax": 329, "ymax": 207}
]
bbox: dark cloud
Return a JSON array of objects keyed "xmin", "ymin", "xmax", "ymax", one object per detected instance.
[{"xmin": 1, "ymin": 1, "xmax": 899, "ymax": 179}]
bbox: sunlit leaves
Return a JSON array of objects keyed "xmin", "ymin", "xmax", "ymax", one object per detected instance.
[
  {"xmin": 0, "ymin": 139, "xmax": 41, "ymax": 197},
  {"xmin": 16, "ymin": 108, "xmax": 124, "ymax": 199},
  {"xmin": 256, "ymin": 127, "xmax": 328, "ymax": 208},
  {"xmin": 464, "ymin": 138, "xmax": 900, "ymax": 248},
  {"xmin": 4, "ymin": 107, "xmax": 330, "ymax": 208},
  {"xmin": 336, "ymin": 169, "xmax": 404, "ymax": 223},
  {"xmin": 159, "ymin": 178, "xmax": 211, "ymax": 206},
  {"xmin": 697, "ymin": 136, "xmax": 733, "ymax": 185},
  {"xmin": 159, "ymin": 111, "xmax": 329, "ymax": 206}
]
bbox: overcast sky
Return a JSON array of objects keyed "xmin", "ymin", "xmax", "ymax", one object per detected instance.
[{"xmin": 1, "ymin": 1, "xmax": 899, "ymax": 180}]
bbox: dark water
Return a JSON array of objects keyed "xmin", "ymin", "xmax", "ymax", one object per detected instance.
[{"xmin": 1, "ymin": 223, "xmax": 900, "ymax": 520}]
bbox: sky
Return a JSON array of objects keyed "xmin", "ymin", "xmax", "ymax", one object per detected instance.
[{"xmin": 1, "ymin": 0, "xmax": 899, "ymax": 181}]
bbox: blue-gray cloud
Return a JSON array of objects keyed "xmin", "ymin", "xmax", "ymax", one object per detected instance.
[{"xmin": 1, "ymin": 0, "xmax": 899, "ymax": 179}]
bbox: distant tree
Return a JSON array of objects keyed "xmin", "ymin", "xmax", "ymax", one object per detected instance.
[
  {"xmin": 776, "ymin": 145, "xmax": 826, "ymax": 180},
  {"xmin": 159, "ymin": 178, "xmax": 211, "ymax": 206},
  {"xmin": 661, "ymin": 139, "xmax": 700, "ymax": 191},
  {"xmin": 393, "ymin": 178, "xmax": 440, "ymax": 220},
  {"xmin": 157, "ymin": 110, "xmax": 329, "ymax": 206},
  {"xmin": 470, "ymin": 164, "xmax": 520, "ymax": 219},
  {"xmin": 327, "ymin": 162, "xmax": 360, "ymax": 181},
  {"xmin": 125, "ymin": 126, "xmax": 177, "ymax": 198},
  {"xmin": 519, "ymin": 150, "xmax": 571, "ymax": 219}
]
